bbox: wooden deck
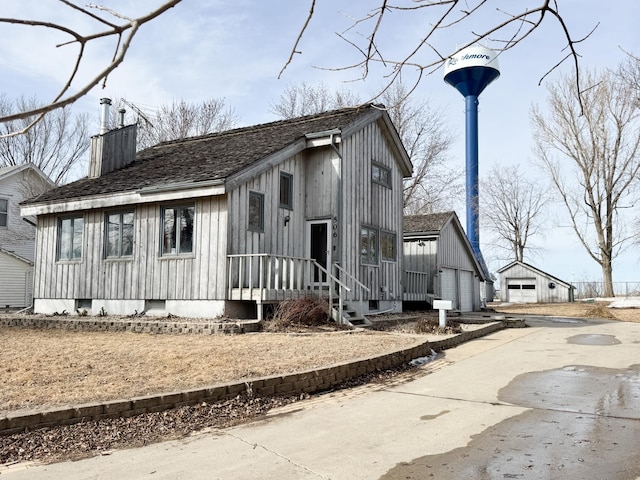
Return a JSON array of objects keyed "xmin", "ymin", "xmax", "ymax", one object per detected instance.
[{"xmin": 227, "ymin": 254, "xmax": 368, "ymax": 322}]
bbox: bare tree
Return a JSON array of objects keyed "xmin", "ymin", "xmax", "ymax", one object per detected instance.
[
  {"xmin": 2, "ymin": 1, "xmax": 588, "ymax": 132},
  {"xmin": 282, "ymin": 1, "xmax": 592, "ymax": 106},
  {"xmin": 0, "ymin": 95, "xmax": 90, "ymax": 184},
  {"xmin": 0, "ymin": 1, "xmax": 181, "ymax": 133},
  {"xmin": 618, "ymin": 54, "xmax": 640, "ymax": 247},
  {"xmin": 482, "ymin": 164, "xmax": 549, "ymax": 263},
  {"xmin": 378, "ymin": 83, "xmax": 459, "ymax": 214},
  {"xmin": 115, "ymin": 98, "xmax": 239, "ymax": 150},
  {"xmin": 531, "ymin": 68, "xmax": 640, "ymax": 296},
  {"xmin": 269, "ymin": 82, "xmax": 361, "ymax": 119}
]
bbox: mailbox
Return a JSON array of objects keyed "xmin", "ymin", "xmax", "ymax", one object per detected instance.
[{"xmin": 433, "ymin": 300, "xmax": 452, "ymax": 310}]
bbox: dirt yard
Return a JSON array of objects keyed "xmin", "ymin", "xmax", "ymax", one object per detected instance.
[
  {"xmin": 0, "ymin": 326, "xmax": 424, "ymax": 415},
  {"xmin": 1, "ymin": 301, "xmax": 638, "ymax": 415},
  {"xmin": 491, "ymin": 301, "xmax": 640, "ymax": 323},
  {"xmin": 2, "ymin": 302, "xmax": 639, "ymax": 465}
]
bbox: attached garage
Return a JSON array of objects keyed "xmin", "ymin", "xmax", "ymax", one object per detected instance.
[
  {"xmin": 498, "ymin": 261, "xmax": 574, "ymax": 304},
  {"xmin": 506, "ymin": 278, "xmax": 537, "ymax": 303},
  {"xmin": 404, "ymin": 212, "xmax": 489, "ymax": 312}
]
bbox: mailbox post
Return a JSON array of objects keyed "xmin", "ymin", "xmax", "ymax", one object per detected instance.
[{"xmin": 433, "ymin": 299, "xmax": 453, "ymax": 328}]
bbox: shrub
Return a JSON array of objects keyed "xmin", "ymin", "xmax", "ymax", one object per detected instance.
[
  {"xmin": 264, "ymin": 298, "xmax": 332, "ymax": 331},
  {"xmin": 414, "ymin": 318, "xmax": 462, "ymax": 335}
]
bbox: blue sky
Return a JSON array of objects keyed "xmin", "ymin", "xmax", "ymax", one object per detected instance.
[{"xmin": 1, "ymin": 1, "xmax": 639, "ymax": 284}]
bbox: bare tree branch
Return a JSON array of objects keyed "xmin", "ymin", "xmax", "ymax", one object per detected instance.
[
  {"xmin": 280, "ymin": 1, "xmax": 596, "ymax": 107},
  {"xmin": 0, "ymin": 0, "xmax": 182, "ymax": 134},
  {"xmin": 278, "ymin": 0, "xmax": 316, "ymax": 79}
]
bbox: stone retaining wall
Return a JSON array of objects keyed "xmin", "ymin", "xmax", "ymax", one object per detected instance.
[
  {"xmin": 0, "ymin": 320, "xmax": 523, "ymax": 435},
  {"xmin": 0, "ymin": 317, "xmax": 261, "ymax": 335}
]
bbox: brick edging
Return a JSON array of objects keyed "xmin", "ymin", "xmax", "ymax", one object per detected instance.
[
  {"xmin": 0, "ymin": 320, "xmax": 522, "ymax": 435},
  {"xmin": 0, "ymin": 317, "xmax": 261, "ymax": 335}
]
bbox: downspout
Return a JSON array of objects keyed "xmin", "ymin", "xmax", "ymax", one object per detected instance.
[
  {"xmin": 331, "ymin": 132, "xmax": 343, "ymax": 268},
  {"xmin": 332, "ymin": 132, "xmax": 344, "ymax": 316}
]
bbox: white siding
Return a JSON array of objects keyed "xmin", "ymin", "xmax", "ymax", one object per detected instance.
[
  {"xmin": 0, "ymin": 167, "xmax": 50, "ymax": 307},
  {"xmin": 0, "ymin": 252, "xmax": 32, "ymax": 307}
]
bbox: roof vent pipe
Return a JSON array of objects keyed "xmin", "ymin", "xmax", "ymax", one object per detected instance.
[
  {"xmin": 99, "ymin": 98, "xmax": 112, "ymax": 134},
  {"xmin": 118, "ymin": 108, "xmax": 126, "ymax": 129}
]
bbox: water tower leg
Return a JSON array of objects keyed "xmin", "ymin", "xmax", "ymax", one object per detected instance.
[{"xmin": 465, "ymin": 94, "xmax": 480, "ymax": 257}]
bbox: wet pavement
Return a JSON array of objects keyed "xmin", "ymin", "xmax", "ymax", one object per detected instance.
[
  {"xmin": 381, "ymin": 363, "xmax": 640, "ymax": 479},
  {"xmin": 4, "ymin": 315, "xmax": 640, "ymax": 480}
]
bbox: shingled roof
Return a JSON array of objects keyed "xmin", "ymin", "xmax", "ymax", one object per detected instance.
[
  {"xmin": 404, "ymin": 211, "xmax": 456, "ymax": 234},
  {"xmin": 23, "ymin": 105, "xmax": 381, "ymax": 205}
]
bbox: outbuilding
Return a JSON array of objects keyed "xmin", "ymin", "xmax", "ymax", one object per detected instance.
[
  {"xmin": 403, "ymin": 211, "xmax": 489, "ymax": 312},
  {"xmin": 497, "ymin": 261, "xmax": 574, "ymax": 303}
]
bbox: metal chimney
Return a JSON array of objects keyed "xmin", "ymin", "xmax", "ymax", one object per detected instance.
[
  {"xmin": 99, "ymin": 98, "xmax": 112, "ymax": 134},
  {"xmin": 444, "ymin": 44, "xmax": 500, "ymax": 259},
  {"xmin": 118, "ymin": 108, "xmax": 126, "ymax": 129}
]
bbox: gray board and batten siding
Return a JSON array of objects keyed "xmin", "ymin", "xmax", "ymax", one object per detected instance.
[
  {"xmin": 22, "ymin": 105, "xmax": 412, "ymax": 318},
  {"xmin": 498, "ymin": 261, "xmax": 574, "ymax": 303},
  {"xmin": 403, "ymin": 212, "xmax": 485, "ymax": 311}
]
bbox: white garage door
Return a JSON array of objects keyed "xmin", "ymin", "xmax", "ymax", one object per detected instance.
[
  {"xmin": 459, "ymin": 270, "xmax": 474, "ymax": 312},
  {"xmin": 440, "ymin": 268, "xmax": 457, "ymax": 309},
  {"xmin": 507, "ymin": 278, "xmax": 537, "ymax": 303}
]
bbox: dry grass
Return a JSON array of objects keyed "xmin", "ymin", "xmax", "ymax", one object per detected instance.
[
  {"xmin": 492, "ymin": 301, "xmax": 640, "ymax": 323},
  {"xmin": 0, "ymin": 327, "xmax": 421, "ymax": 415}
]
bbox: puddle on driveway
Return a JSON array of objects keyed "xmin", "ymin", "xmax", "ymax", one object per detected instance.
[
  {"xmin": 381, "ymin": 365, "xmax": 640, "ymax": 479},
  {"xmin": 567, "ymin": 334, "xmax": 621, "ymax": 345}
]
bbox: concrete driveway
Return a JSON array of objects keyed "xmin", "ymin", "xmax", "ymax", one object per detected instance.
[{"xmin": 4, "ymin": 316, "xmax": 640, "ymax": 480}]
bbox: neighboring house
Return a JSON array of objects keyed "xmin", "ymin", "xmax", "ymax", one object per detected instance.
[
  {"xmin": 0, "ymin": 164, "xmax": 55, "ymax": 308},
  {"xmin": 21, "ymin": 105, "xmax": 412, "ymax": 321},
  {"xmin": 497, "ymin": 260, "xmax": 574, "ymax": 304},
  {"xmin": 403, "ymin": 211, "xmax": 489, "ymax": 312}
]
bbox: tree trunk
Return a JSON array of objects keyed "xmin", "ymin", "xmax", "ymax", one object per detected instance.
[{"xmin": 602, "ymin": 261, "xmax": 614, "ymax": 297}]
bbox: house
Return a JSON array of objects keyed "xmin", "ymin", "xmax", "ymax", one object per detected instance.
[
  {"xmin": 403, "ymin": 211, "xmax": 489, "ymax": 312},
  {"xmin": 497, "ymin": 260, "xmax": 574, "ymax": 303},
  {"xmin": 20, "ymin": 104, "xmax": 412, "ymax": 322},
  {"xmin": 0, "ymin": 164, "xmax": 55, "ymax": 308}
]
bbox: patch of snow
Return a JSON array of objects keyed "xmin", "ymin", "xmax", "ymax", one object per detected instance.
[
  {"xmin": 409, "ymin": 349, "xmax": 438, "ymax": 367},
  {"xmin": 607, "ymin": 297, "xmax": 640, "ymax": 309}
]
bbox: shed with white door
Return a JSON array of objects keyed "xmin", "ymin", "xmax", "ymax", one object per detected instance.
[{"xmin": 497, "ymin": 261, "xmax": 574, "ymax": 304}]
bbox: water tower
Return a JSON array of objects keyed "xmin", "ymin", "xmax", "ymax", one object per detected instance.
[{"xmin": 444, "ymin": 44, "xmax": 499, "ymax": 260}]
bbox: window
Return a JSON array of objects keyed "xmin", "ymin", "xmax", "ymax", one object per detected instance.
[
  {"xmin": 106, "ymin": 211, "xmax": 134, "ymax": 258},
  {"xmin": 372, "ymin": 163, "xmax": 392, "ymax": 188},
  {"xmin": 161, "ymin": 205, "xmax": 194, "ymax": 255},
  {"xmin": 279, "ymin": 172, "xmax": 293, "ymax": 209},
  {"xmin": 57, "ymin": 216, "xmax": 84, "ymax": 261},
  {"xmin": 248, "ymin": 191, "xmax": 264, "ymax": 232},
  {"xmin": 360, "ymin": 226, "xmax": 379, "ymax": 265},
  {"xmin": 381, "ymin": 231, "xmax": 397, "ymax": 261},
  {"xmin": 0, "ymin": 198, "xmax": 7, "ymax": 227}
]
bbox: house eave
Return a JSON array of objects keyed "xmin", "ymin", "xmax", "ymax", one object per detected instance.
[
  {"xmin": 21, "ymin": 182, "xmax": 226, "ymax": 216},
  {"xmin": 0, "ymin": 247, "xmax": 33, "ymax": 266}
]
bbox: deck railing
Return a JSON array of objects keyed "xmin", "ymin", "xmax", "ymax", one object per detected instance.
[
  {"xmin": 227, "ymin": 254, "xmax": 354, "ymax": 323},
  {"xmin": 403, "ymin": 270, "xmax": 431, "ymax": 301}
]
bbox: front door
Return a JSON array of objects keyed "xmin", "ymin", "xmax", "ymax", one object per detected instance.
[{"xmin": 307, "ymin": 220, "xmax": 331, "ymax": 283}]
